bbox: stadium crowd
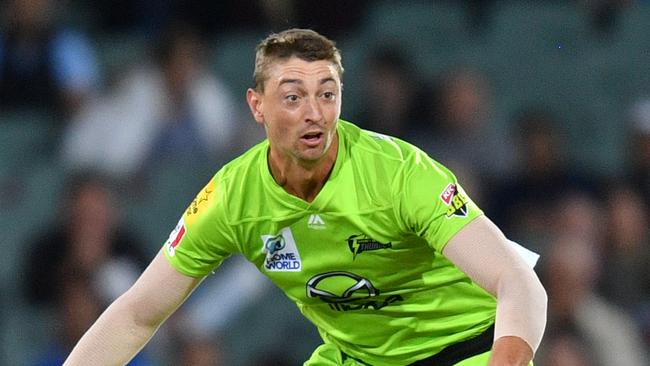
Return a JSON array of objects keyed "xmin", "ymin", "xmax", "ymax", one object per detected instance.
[{"xmin": 1, "ymin": 0, "xmax": 649, "ymax": 365}]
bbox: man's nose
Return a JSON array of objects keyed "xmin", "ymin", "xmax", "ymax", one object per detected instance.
[{"xmin": 304, "ymin": 96, "xmax": 323, "ymax": 122}]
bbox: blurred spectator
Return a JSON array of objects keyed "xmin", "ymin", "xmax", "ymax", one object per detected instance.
[
  {"xmin": 354, "ymin": 45, "xmax": 423, "ymax": 139},
  {"xmin": 463, "ymin": 0, "xmax": 497, "ymax": 33},
  {"xmin": 30, "ymin": 271, "xmax": 152, "ymax": 366},
  {"xmin": 175, "ymin": 0, "xmax": 299, "ymax": 35},
  {"xmin": 23, "ymin": 172, "xmax": 148, "ymax": 307},
  {"xmin": 249, "ymin": 353, "xmax": 295, "ymax": 366},
  {"xmin": 0, "ymin": 0, "xmax": 100, "ymax": 119},
  {"xmin": 61, "ymin": 23, "xmax": 242, "ymax": 182},
  {"xmin": 90, "ymin": 0, "xmax": 370, "ymax": 38},
  {"xmin": 627, "ymin": 98, "xmax": 650, "ymax": 208},
  {"xmin": 410, "ymin": 67, "xmax": 513, "ymax": 204},
  {"xmin": 552, "ymin": 189, "xmax": 604, "ymax": 244},
  {"xmin": 579, "ymin": 0, "xmax": 632, "ymax": 36},
  {"xmin": 598, "ymin": 183, "xmax": 650, "ymax": 344},
  {"xmin": 488, "ymin": 108, "xmax": 596, "ymax": 251},
  {"xmin": 91, "ymin": 0, "xmax": 282, "ymax": 37},
  {"xmin": 537, "ymin": 328, "xmax": 597, "ymax": 366},
  {"xmin": 174, "ymin": 335, "xmax": 224, "ymax": 366},
  {"xmin": 91, "ymin": 0, "xmax": 175, "ymax": 36},
  {"xmin": 180, "ymin": 255, "xmax": 272, "ymax": 338},
  {"xmin": 293, "ymin": 0, "xmax": 370, "ymax": 37},
  {"xmin": 610, "ymin": 112, "xmax": 650, "ymax": 346},
  {"xmin": 540, "ymin": 233, "xmax": 647, "ymax": 366}
]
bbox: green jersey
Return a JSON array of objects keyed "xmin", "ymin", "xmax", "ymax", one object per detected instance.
[{"xmin": 163, "ymin": 120, "xmax": 496, "ymax": 365}]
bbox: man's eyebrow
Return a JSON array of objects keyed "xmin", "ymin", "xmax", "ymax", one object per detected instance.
[
  {"xmin": 277, "ymin": 77, "xmax": 337, "ymax": 87},
  {"xmin": 278, "ymin": 78, "xmax": 302, "ymax": 87},
  {"xmin": 320, "ymin": 77, "xmax": 337, "ymax": 85}
]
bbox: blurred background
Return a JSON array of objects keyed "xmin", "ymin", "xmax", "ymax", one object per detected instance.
[{"xmin": 1, "ymin": 0, "xmax": 650, "ymax": 365}]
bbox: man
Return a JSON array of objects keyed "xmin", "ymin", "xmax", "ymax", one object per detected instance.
[{"xmin": 64, "ymin": 29, "xmax": 546, "ymax": 366}]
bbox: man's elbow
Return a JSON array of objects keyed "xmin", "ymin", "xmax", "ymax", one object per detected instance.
[
  {"xmin": 110, "ymin": 289, "xmax": 162, "ymax": 332},
  {"xmin": 527, "ymin": 266, "xmax": 548, "ymax": 314}
]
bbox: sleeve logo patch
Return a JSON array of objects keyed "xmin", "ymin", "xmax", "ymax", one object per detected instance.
[
  {"xmin": 165, "ymin": 218, "xmax": 186, "ymax": 256},
  {"xmin": 439, "ymin": 183, "xmax": 457, "ymax": 205},
  {"xmin": 445, "ymin": 189, "xmax": 469, "ymax": 218},
  {"xmin": 185, "ymin": 179, "xmax": 215, "ymax": 225}
]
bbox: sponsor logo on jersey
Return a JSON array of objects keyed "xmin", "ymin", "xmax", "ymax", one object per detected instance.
[
  {"xmin": 347, "ymin": 234, "xmax": 392, "ymax": 259},
  {"xmin": 445, "ymin": 188, "xmax": 469, "ymax": 218},
  {"xmin": 165, "ymin": 218, "xmax": 186, "ymax": 256},
  {"xmin": 439, "ymin": 183, "xmax": 457, "ymax": 205},
  {"xmin": 306, "ymin": 271, "xmax": 403, "ymax": 311},
  {"xmin": 261, "ymin": 227, "xmax": 302, "ymax": 272},
  {"xmin": 307, "ymin": 214, "xmax": 326, "ymax": 229},
  {"xmin": 185, "ymin": 180, "xmax": 215, "ymax": 225}
]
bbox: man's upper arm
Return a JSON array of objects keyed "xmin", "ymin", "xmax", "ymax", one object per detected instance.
[
  {"xmin": 442, "ymin": 215, "xmax": 528, "ymax": 294},
  {"xmin": 394, "ymin": 150, "xmax": 484, "ymax": 253},
  {"xmin": 120, "ymin": 250, "xmax": 205, "ymax": 328},
  {"xmin": 443, "ymin": 215, "xmax": 547, "ymax": 353}
]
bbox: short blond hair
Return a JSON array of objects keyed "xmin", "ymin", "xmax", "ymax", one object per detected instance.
[{"xmin": 253, "ymin": 28, "xmax": 343, "ymax": 92}]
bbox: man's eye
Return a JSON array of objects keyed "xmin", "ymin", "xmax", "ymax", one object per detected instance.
[
  {"xmin": 285, "ymin": 95, "xmax": 299, "ymax": 102},
  {"xmin": 322, "ymin": 92, "xmax": 335, "ymax": 100}
]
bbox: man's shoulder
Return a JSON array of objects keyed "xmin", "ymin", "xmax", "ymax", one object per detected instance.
[
  {"xmin": 220, "ymin": 139, "xmax": 267, "ymax": 170},
  {"xmin": 340, "ymin": 120, "xmax": 422, "ymax": 164},
  {"xmin": 211, "ymin": 140, "xmax": 268, "ymax": 190},
  {"xmin": 187, "ymin": 141, "xmax": 267, "ymax": 227}
]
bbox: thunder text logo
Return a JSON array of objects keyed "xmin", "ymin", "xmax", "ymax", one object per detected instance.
[{"xmin": 347, "ymin": 234, "xmax": 392, "ymax": 259}]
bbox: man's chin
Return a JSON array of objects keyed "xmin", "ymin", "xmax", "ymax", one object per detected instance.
[{"xmin": 294, "ymin": 147, "xmax": 329, "ymax": 165}]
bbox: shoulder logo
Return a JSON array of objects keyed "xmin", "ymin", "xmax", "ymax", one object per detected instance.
[
  {"xmin": 307, "ymin": 214, "xmax": 326, "ymax": 229},
  {"xmin": 185, "ymin": 179, "xmax": 215, "ymax": 225},
  {"xmin": 347, "ymin": 234, "xmax": 392, "ymax": 260},
  {"xmin": 165, "ymin": 218, "xmax": 186, "ymax": 256},
  {"xmin": 439, "ymin": 183, "xmax": 456, "ymax": 205},
  {"xmin": 261, "ymin": 227, "xmax": 302, "ymax": 272},
  {"xmin": 445, "ymin": 188, "xmax": 469, "ymax": 218}
]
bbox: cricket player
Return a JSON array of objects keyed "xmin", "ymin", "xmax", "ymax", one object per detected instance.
[{"xmin": 64, "ymin": 28, "xmax": 546, "ymax": 366}]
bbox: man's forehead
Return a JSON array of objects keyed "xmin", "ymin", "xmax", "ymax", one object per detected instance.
[{"xmin": 268, "ymin": 58, "xmax": 339, "ymax": 84}]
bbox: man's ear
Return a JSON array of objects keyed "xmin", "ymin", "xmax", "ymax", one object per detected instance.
[{"xmin": 246, "ymin": 88, "xmax": 264, "ymax": 124}]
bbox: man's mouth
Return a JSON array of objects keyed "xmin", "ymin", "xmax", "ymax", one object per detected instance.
[{"xmin": 300, "ymin": 131, "xmax": 324, "ymax": 147}]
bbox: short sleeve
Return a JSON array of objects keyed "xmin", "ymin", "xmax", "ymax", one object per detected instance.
[
  {"xmin": 163, "ymin": 175, "xmax": 237, "ymax": 277},
  {"xmin": 395, "ymin": 149, "xmax": 483, "ymax": 252}
]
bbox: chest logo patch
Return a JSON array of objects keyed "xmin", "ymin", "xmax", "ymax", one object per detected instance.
[
  {"xmin": 261, "ymin": 227, "xmax": 302, "ymax": 272},
  {"xmin": 347, "ymin": 234, "xmax": 392, "ymax": 260},
  {"xmin": 307, "ymin": 214, "xmax": 326, "ymax": 230}
]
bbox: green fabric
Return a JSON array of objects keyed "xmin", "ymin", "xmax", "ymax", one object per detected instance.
[
  {"xmin": 164, "ymin": 120, "xmax": 496, "ymax": 365},
  {"xmin": 306, "ymin": 348, "xmax": 534, "ymax": 365},
  {"xmin": 454, "ymin": 351, "xmax": 491, "ymax": 365},
  {"xmin": 455, "ymin": 351, "xmax": 533, "ymax": 366}
]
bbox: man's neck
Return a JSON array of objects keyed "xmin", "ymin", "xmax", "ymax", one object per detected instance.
[{"xmin": 268, "ymin": 139, "xmax": 338, "ymax": 203}]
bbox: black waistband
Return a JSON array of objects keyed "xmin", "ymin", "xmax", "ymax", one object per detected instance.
[
  {"xmin": 341, "ymin": 323, "xmax": 494, "ymax": 366},
  {"xmin": 409, "ymin": 324, "xmax": 494, "ymax": 366}
]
